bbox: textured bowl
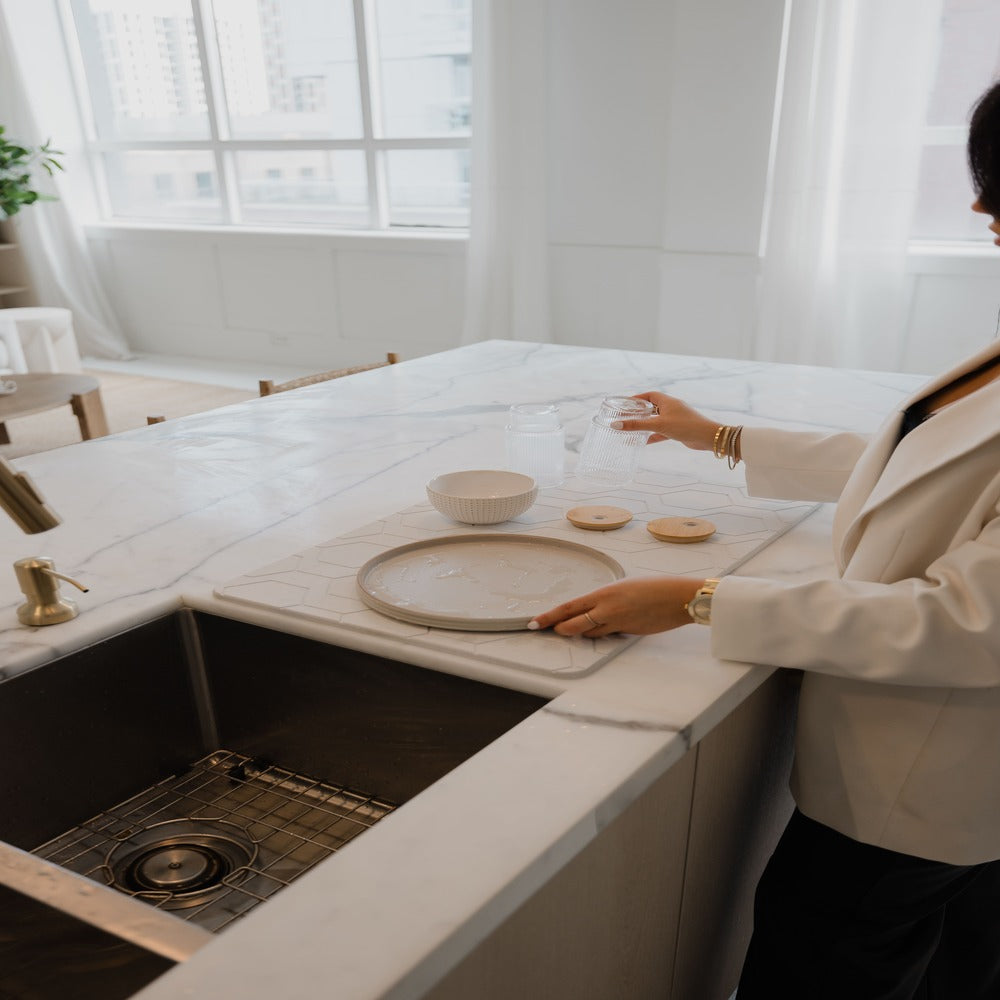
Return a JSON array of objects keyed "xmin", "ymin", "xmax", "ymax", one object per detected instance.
[{"xmin": 426, "ymin": 470, "xmax": 538, "ymax": 525}]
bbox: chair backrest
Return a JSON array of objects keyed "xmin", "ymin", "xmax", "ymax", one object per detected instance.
[{"xmin": 259, "ymin": 352, "xmax": 400, "ymax": 397}]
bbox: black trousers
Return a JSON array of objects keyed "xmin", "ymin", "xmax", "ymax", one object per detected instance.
[{"xmin": 737, "ymin": 809, "xmax": 1000, "ymax": 1000}]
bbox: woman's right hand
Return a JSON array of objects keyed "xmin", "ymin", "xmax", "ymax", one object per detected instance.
[{"xmin": 616, "ymin": 391, "xmax": 719, "ymax": 451}]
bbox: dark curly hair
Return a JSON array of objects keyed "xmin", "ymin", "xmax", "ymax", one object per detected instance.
[{"xmin": 969, "ymin": 80, "xmax": 1000, "ymax": 216}]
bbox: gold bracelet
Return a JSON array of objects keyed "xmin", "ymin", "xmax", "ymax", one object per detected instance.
[
  {"xmin": 711, "ymin": 424, "xmax": 744, "ymax": 467},
  {"xmin": 728, "ymin": 426, "xmax": 743, "ymax": 469},
  {"xmin": 720, "ymin": 425, "xmax": 734, "ymax": 460},
  {"xmin": 712, "ymin": 424, "xmax": 725, "ymax": 458}
]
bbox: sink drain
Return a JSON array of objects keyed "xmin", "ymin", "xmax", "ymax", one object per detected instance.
[
  {"xmin": 106, "ymin": 819, "xmax": 257, "ymax": 909},
  {"xmin": 35, "ymin": 750, "xmax": 398, "ymax": 933}
]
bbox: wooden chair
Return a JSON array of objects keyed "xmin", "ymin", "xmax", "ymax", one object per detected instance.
[{"xmin": 259, "ymin": 353, "xmax": 400, "ymax": 397}]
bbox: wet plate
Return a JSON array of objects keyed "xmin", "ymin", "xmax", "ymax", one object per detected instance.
[{"xmin": 356, "ymin": 533, "xmax": 625, "ymax": 631}]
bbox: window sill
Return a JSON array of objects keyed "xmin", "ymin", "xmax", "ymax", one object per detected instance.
[
  {"xmin": 907, "ymin": 239, "xmax": 1000, "ymax": 275},
  {"xmin": 83, "ymin": 221, "xmax": 468, "ymax": 254}
]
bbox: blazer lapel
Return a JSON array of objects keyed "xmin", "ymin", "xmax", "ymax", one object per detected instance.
[{"xmin": 833, "ymin": 340, "xmax": 1000, "ymax": 570}]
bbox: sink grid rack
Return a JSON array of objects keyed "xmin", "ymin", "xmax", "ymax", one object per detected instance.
[{"xmin": 31, "ymin": 750, "xmax": 397, "ymax": 934}]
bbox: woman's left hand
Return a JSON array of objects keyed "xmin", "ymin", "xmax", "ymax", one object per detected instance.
[{"xmin": 528, "ymin": 576, "xmax": 706, "ymax": 637}]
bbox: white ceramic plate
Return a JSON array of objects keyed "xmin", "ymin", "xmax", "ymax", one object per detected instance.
[{"xmin": 356, "ymin": 533, "xmax": 625, "ymax": 631}]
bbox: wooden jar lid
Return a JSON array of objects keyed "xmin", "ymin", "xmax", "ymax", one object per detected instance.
[
  {"xmin": 565, "ymin": 505, "xmax": 633, "ymax": 531},
  {"xmin": 646, "ymin": 516, "xmax": 716, "ymax": 543}
]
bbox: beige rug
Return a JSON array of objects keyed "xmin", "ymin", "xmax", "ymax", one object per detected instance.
[{"xmin": 0, "ymin": 370, "xmax": 255, "ymax": 459}]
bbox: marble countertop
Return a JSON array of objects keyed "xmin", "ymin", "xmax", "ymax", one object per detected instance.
[{"xmin": 0, "ymin": 341, "xmax": 925, "ymax": 998}]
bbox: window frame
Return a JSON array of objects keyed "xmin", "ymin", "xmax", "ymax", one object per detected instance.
[{"xmin": 57, "ymin": 0, "xmax": 472, "ymax": 232}]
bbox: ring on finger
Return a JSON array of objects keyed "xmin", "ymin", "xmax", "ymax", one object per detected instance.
[{"xmin": 583, "ymin": 611, "xmax": 602, "ymax": 629}]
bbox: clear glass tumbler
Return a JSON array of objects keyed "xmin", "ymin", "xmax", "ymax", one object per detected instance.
[
  {"xmin": 505, "ymin": 403, "xmax": 566, "ymax": 488},
  {"xmin": 576, "ymin": 396, "xmax": 658, "ymax": 487}
]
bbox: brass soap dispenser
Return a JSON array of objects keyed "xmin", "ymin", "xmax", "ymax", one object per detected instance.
[{"xmin": 15, "ymin": 557, "xmax": 88, "ymax": 626}]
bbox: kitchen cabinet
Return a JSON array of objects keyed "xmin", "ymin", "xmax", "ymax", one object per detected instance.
[{"xmin": 425, "ymin": 670, "xmax": 796, "ymax": 1000}]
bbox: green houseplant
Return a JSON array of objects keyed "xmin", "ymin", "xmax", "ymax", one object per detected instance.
[{"xmin": 0, "ymin": 126, "xmax": 64, "ymax": 219}]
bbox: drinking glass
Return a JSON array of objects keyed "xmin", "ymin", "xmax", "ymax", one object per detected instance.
[
  {"xmin": 505, "ymin": 403, "xmax": 566, "ymax": 488},
  {"xmin": 576, "ymin": 396, "xmax": 657, "ymax": 487}
]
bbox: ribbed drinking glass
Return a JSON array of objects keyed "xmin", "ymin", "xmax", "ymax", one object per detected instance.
[
  {"xmin": 576, "ymin": 396, "xmax": 657, "ymax": 487},
  {"xmin": 505, "ymin": 403, "xmax": 566, "ymax": 488}
]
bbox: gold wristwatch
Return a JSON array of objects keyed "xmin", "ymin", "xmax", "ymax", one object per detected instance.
[{"xmin": 685, "ymin": 578, "xmax": 719, "ymax": 625}]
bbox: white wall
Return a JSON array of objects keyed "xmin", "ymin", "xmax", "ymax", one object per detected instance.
[
  {"xmin": 66, "ymin": 0, "xmax": 1000, "ymax": 373},
  {"xmin": 85, "ymin": 226, "xmax": 465, "ymax": 370},
  {"xmin": 546, "ymin": 0, "xmax": 785, "ymax": 359}
]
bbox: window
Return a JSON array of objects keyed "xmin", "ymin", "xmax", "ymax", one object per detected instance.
[
  {"xmin": 913, "ymin": 0, "xmax": 1000, "ymax": 242},
  {"xmin": 63, "ymin": 0, "xmax": 472, "ymax": 230}
]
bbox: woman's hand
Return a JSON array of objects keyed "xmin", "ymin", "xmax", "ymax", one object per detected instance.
[
  {"xmin": 617, "ymin": 391, "xmax": 718, "ymax": 450},
  {"xmin": 528, "ymin": 576, "xmax": 706, "ymax": 637}
]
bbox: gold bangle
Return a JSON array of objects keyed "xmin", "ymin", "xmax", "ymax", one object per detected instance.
[
  {"xmin": 713, "ymin": 424, "xmax": 744, "ymax": 466},
  {"xmin": 712, "ymin": 424, "xmax": 725, "ymax": 458},
  {"xmin": 721, "ymin": 424, "xmax": 734, "ymax": 458},
  {"xmin": 728, "ymin": 426, "xmax": 743, "ymax": 469}
]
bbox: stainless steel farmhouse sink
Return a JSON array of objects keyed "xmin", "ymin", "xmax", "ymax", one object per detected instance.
[{"xmin": 0, "ymin": 610, "xmax": 548, "ymax": 1000}]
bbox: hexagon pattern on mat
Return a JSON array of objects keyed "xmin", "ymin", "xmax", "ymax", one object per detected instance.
[{"xmin": 215, "ymin": 475, "xmax": 817, "ymax": 678}]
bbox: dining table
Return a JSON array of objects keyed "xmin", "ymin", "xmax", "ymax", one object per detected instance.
[{"xmin": 0, "ymin": 371, "xmax": 109, "ymax": 444}]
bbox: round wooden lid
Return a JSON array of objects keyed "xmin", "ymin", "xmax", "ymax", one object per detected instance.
[
  {"xmin": 646, "ymin": 516, "xmax": 716, "ymax": 543},
  {"xmin": 565, "ymin": 505, "xmax": 633, "ymax": 531}
]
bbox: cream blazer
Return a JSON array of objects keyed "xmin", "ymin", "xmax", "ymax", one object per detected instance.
[{"xmin": 710, "ymin": 339, "xmax": 1000, "ymax": 864}]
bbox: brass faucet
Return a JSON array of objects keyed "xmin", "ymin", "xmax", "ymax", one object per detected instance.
[
  {"xmin": 0, "ymin": 456, "xmax": 88, "ymax": 624},
  {"xmin": 0, "ymin": 455, "xmax": 60, "ymax": 533}
]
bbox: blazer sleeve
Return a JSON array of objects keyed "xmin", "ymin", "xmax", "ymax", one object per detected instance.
[
  {"xmin": 741, "ymin": 427, "xmax": 871, "ymax": 502},
  {"xmin": 709, "ymin": 502, "xmax": 1000, "ymax": 688}
]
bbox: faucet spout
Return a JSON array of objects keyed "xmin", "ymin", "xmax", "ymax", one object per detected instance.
[{"xmin": 0, "ymin": 456, "xmax": 61, "ymax": 534}]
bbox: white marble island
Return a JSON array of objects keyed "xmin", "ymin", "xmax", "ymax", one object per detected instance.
[{"xmin": 0, "ymin": 341, "xmax": 925, "ymax": 999}]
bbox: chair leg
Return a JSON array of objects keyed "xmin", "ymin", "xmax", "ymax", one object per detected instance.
[{"xmin": 70, "ymin": 388, "xmax": 110, "ymax": 440}]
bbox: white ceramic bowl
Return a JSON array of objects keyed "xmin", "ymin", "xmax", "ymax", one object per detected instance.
[{"xmin": 426, "ymin": 470, "xmax": 538, "ymax": 525}]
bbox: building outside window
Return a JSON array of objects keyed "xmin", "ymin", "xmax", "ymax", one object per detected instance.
[{"xmin": 64, "ymin": 0, "xmax": 472, "ymax": 230}]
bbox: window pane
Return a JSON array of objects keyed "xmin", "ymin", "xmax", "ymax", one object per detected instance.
[
  {"xmin": 213, "ymin": 0, "xmax": 362, "ymax": 139},
  {"xmin": 104, "ymin": 151, "xmax": 223, "ymax": 221},
  {"xmin": 374, "ymin": 0, "xmax": 471, "ymax": 137},
  {"xmin": 926, "ymin": 0, "xmax": 1000, "ymax": 126},
  {"xmin": 70, "ymin": 0, "xmax": 210, "ymax": 140},
  {"xmin": 913, "ymin": 144, "xmax": 990, "ymax": 241},
  {"xmin": 913, "ymin": 0, "xmax": 1000, "ymax": 239},
  {"xmin": 235, "ymin": 150, "xmax": 368, "ymax": 226},
  {"xmin": 386, "ymin": 149, "xmax": 469, "ymax": 227}
]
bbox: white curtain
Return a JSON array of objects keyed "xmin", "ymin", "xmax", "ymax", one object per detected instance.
[
  {"xmin": 754, "ymin": 0, "xmax": 943, "ymax": 371},
  {"xmin": 461, "ymin": 0, "xmax": 550, "ymax": 345},
  {"xmin": 0, "ymin": 0, "xmax": 131, "ymax": 360}
]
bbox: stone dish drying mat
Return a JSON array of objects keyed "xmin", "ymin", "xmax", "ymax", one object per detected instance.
[
  {"xmin": 356, "ymin": 534, "xmax": 628, "ymax": 631},
  {"xmin": 215, "ymin": 476, "xmax": 818, "ymax": 678}
]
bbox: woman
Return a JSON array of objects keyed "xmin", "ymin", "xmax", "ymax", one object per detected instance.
[{"xmin": 530, "ymin": 81, "xmax": 1000, "ymax": 1000}]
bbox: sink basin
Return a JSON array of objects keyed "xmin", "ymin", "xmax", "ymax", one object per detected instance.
[{"xmin": 0, "ymin": 609, "xmax": 548, "ymax": 999}]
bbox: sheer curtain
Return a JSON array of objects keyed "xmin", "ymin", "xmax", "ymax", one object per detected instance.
[
  {"xmin": 754, "ymin": 0, "xmax": 943, "ymax": 371},
  {"xmin": 0, "ymin": 0, "xmax": 131, "ymax": 360},
  {"xmin": 461, "ymin": 0, "xmax": 550, "ymax": 345}
]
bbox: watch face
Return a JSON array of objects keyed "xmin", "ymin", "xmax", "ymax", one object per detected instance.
[{"xmin": 689, "ymin": 593, "xmax": 712, "ymax": 624}]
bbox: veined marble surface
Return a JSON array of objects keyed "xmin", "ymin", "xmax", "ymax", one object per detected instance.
[
  {"xmin": 214, "ymin": 490, "xmax": 818, "ymax": 679},
  {"xmin": 0, "ymin": 340, "xmax": 926, "ymax": 999}
]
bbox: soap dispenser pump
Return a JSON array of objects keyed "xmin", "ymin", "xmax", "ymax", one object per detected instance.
[{"xmin": 14, "ymin": 557, "xmax": 88, "ymax": 626}]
